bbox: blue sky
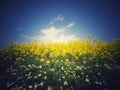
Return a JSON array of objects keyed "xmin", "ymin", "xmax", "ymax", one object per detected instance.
[{"xmin": 0, "ymin": 0, "xmax": 120, "ymax": 46}]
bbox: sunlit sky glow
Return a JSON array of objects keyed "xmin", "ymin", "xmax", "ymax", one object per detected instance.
[{"xmin": 0, "ymin": 0, "xmax": 120, "ymax": 46}]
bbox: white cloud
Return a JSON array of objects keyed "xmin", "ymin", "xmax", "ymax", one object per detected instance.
[
  {"xmin": 57, "ymin": 34, "xmax": 77, "ymax": 42},
  {"xmin": 41, "ymin": 26, "xmax": 64, "ymax": 35},
  {"xmin": 20, "ymin": 26, "xmax": 78, "ymax": 42},
  {"xmin": 49, "ymin": 14, "xmax": 64, "ymax": 24},
  {"xmin": 38, "ymin": 26, "xmax": 64, "ymax": 42},
  {"xmin": 38, "ymin": 26, "xmax": 77, "ymax": 42},
  {"xmin": 19, "ymin": 15, "xmax": 78, "ymax": 43},
  {"xmin": 66, "ymin": 22, "xmax": 75, "ymax": 28}
]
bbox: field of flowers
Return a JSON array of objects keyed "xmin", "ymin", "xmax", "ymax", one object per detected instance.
[{"xmin": 0, "ymin": 38, "xmax": 120, "ymax": 90}]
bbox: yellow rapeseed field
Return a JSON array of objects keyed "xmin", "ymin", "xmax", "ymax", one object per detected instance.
[{"xmin": 0, "ymin": 39, "xmax": 120, "ymax": 90}]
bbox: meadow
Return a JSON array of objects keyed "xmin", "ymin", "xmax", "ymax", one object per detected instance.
[{"xmin": 0, "ymin": 38, "xmax": 120, "ymax": 90}]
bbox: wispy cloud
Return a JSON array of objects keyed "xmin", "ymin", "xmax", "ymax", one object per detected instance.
[
  {"xmin": 19, "ymin": 34, "xmax": 37, "ymax": 40},
  {"xmin": 66, "ymin": 22, "xmax": 75, "ymax": 28},
  {"xmin": 49, "ymin": 14, "xmax": 64, "ymax": 24},
  {"xmin": 56, "ymin": 14, "xmax": 64, "ymax": 21},
  {"xmin": 19, "ymin": 34, "xmax": 29, "ymax": 38}
]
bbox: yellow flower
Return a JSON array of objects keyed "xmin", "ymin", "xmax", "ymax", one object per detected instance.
[
  {"xmin": 40, "ymin": 58, "xmax": 45, "ymax": 62},
  {"xmin": 50, "ymin": 53, "xmax": 54, "ymax": 58},
  {"xmin": 16, "ymin": 57, "xmax": 21, "ymax": 61},
  {"xmin": 20, "ymin": 50, "xmax": 25, "ymax": 54},
  {"xmin": 65, "ymin": 59, "xmax": 69, "ymax": 64},
  {"xmin": 89, "ymin": 57, "xmax": 92, "ymax": 61},
  {"xmin": 75, "ymin": 56, "xmax": 79, "ymax": 60},
  {"xmin": 62, "ymin": 50, "xmax": 66, "ymax": 56},
  {"xmin": 47, "ymin": 86, "xmax": 51, "ymax": 90},
  {"xmin": 15, "ymin": 57, "xmax": 22, "ymax": 64},
  {"xmin": 83, "ymin": 60, "xmax": 86, "ymax": 64},
  {"xmin": 46, "ymin": 60, "xmax": 50, "ymax": 65}
]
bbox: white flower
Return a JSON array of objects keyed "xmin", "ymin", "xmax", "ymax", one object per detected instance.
[
  {"xmin": 28, "ymin": 64, "xmax": 31, "ymax": 68},
  {"xmin": 34, "ymin": 83, "xmax": 38, "ymax": 89},
  {"xmin": 50, "ymin": 69, "xmax": 54, "ymax": 72},
  {"xmin": 65, "ymin": 73, "xmax": 68, "ymax": 75},
  {"xmin": 28, "ymin": 85, "xmax": 32, "ymax": 89},
  {"xmin": 43, "ymin": 71, "xmax": 47, "ymax": 74},
  {"xmin": 34, "ymin": 76, "xmax": 37, "ymax": 79},
  {"xmin": 86, "ymin": 75, "xmax": 89, "ymax": 77},
  {"xmin": 98, "ymin": 72, "xmax": 101, "ymax": 75},
  {"xmin": 38, "ymin": 73, "xmax": 42, "ymax": 77},
  {"xmin": 85, "ymin": 78, "xmax": 90, "ymax": 83},
  {"xmin": 63, "ymin": 80, "xmax": 68, "ymax": 86},
  {"xmin": 39, "ymin": 65, "xmax": 42, "ymax": 69},
  {"xmin": 58, "ymin": 78, "xmax": 61, "ymax": 81},
  {"xmin": 27, "ymin": 76, "xmax": 31, "ymax": 79},
  {"xmin": 95, "ymin": 81, "xmax": 102, "ymax": 85},
  {"xmin": 43, "ymin": 76, "xmax": 47, "ymax": 80},
  {"xmin": 61, "ymin": 66, "xmax": 64, "ymax": 70},
  {"xmin": 40, "ymin": 82, "xmax": 44, "ymax": 86},
  {"xmin": 62, "ymin": 76, "xmax": 65, "ymax": 79},
  {"xmin": 76, "ymin": 66, "xmax": 82, "ymax": 70},
  {"xmin": 28, "ymin": 72, "xmax": 32, "ymax": 76}
]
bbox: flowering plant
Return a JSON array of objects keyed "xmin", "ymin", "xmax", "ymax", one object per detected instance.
[{"xmin": 0, "ymin": 38, "xmax": 120, "ymax": 90}]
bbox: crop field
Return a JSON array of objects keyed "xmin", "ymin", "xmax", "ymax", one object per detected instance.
[{"xmin": 0, "ymin": 38, "xmax": 120, "ymax": 90}]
